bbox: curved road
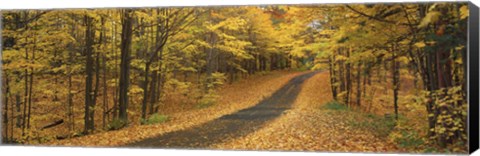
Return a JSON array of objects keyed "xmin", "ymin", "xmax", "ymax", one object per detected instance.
[{"xmin": 125, "ymin": 71, "xmax": 318, "ymax": 149}]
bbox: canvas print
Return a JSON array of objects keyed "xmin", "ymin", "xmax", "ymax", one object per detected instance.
[{"xmin": 0, "ymin": 2, "xmax": 473, "ymax": 154}]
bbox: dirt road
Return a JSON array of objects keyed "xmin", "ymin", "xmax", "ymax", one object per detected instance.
[{"xmin": 125, "ymin": 71, "xmax": 318, "ymax": 149}]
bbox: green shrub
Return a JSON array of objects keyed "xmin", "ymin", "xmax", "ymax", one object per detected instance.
[
  {"xmin": 141, "ymin": 113, "xmax": 168, "ymax": 125},
  {"xmin": 396, "ymin": 130, "xmax": 424, "ymax": 148},
  {"xmin": 107, "ymin": 118, "xmax": 127, "ymax": 130},
  {"xmin": 206, "ymin": 72, "xmax": 227, "ymax": 90},
  {"xmin": 349, "ymin": 113, "xmax": 396, "ymax": 138},
  {"xmin": 423, "ymin": 147, "xmax": 437, "ymax": 153},
  {"xmin": 196, "ymin": 99, "xmax": 214, "ymax": 108},
  {"xmin": 373, "ymin": 116, "xmax": 397, "ymax": 137},
  {"xmin": 257, "ymin": 71, "xmax": 269, "ymax": 76},
  {"xmin": 196, "ymin": 92, "xmax": 218, "ymax": 109},
  {"xmin": 295, "ymin": 66, "xmax": 310, "ymax": 72},
  {"xmin": 323, "ymin": 101, "xmax": 348, "ymax": 111}
]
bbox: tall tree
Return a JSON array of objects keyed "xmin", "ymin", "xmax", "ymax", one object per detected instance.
[
  {"xmin": 118, "ymin": 9, "xmax": 134, "ymax": 123},
  {"xmin": 83, "ymin": 13, "xmax": 96, "ymax": 134}
]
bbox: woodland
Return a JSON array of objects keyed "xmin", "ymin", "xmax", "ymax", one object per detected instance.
[{"xmin": 0, "ymin": 2, "xmax": 470, "ymax": 153}]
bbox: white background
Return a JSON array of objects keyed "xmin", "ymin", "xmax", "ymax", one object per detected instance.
[{"xmin": 0, "ymin": 0, "xmax": 479, "ymax": 156}]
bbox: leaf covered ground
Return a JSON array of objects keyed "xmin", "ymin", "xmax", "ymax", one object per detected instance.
[
  {"xmin": 45, "ymin": 71, "xmax": 454, "ymax": 154},
  {"xmin": 46, "ymin": 71, "xmax": 305, "ymax": 147},
  {"xmin": 212, "ymin": 72, "xmax": 399, "ymax": 152}
]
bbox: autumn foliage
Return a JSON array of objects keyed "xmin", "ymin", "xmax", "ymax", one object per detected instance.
[{"xmin": 1, "ymin": 2, "xmax": 470, "ymax": 154}]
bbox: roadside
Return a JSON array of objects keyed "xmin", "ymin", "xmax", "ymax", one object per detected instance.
[
  {"xmin": 125, "ymin": 72, "xmax": 317, "ymax": 148},
  {"xmin": 46, "ymin": 70, "xmax": 306, "ymax": 147},
  {"xmin": 212, "ymin": 72, "xmax": 399, "ymax": 152}
]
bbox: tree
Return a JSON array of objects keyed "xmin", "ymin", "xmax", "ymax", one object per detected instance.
[
  {"xmin": 83, "ymin": 12, "xmax": 96, "ymax": 134},
  {"xmin": 118, "ymin": 9, "xmax": 134, "ymax": 124}
]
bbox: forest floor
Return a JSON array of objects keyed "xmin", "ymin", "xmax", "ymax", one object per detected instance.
[
  {"xmin": 125, "ymin": 71, "xmax": 318, "ymax": 148},
  {"xmin": 212, "ymin": 71, "xmax": 399, "ymax": 153},
  {"xmin": 48, "ymin": 70, "xmax": 401, "ymax": 153},
  {"xmin": 47, "ymin": 70, "xmax": 307, "ymax": 147}
]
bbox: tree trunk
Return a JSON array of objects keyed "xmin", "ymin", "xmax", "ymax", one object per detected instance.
[
  {"xmin": 102, "ymin": 53, "xmax": 108, "ymax": 129},
  {"xmin": 425, "ymin": 48, "xmax": 437, "ymax": 138},
  {"xmin": 329, "ymin": 52, "xmax": 337, "ymax": 100},
  {"xmin": 229, "ymin": 64, "xmax": 235, "ymax": 84},
  {"xmin": 67, "ymin": 16, "xmax": 76, "ymax": 132},
  {"xmin": 112, "ymin": 16, "xmax": 119, "ymax": 119},
  {"xmin": 67, "ymin": 68, "xmax": 74, "ymax": 131},
  {"xmin": 261, "ymin": 56, "xmax": 267, "ymax": 71},
  {"xmin": 3, "ymin": 73, "xmax": 10, "ymax": 142},
  {"xmin": 270, "ymin": 54, "xmax": 276, "ymax": 71},
  {"xmin": 10, "ymin": 91, "xmax": 15, "ymax": 141},
  {"xmin": 155, "ymin": 71, "xmax": 164, "ymax": 113},
  {"xmin": 392, "ymin": 46, "xmax": 399, "ymax": 120},
  {"xmin": 98, "ymin": 17, "xmax": 107, "ymax": 129},
  {"xmin": 345, "ymin": 47, "xmax": 351, "ymax": 106},
  {"xmin": 118, "ymin": 9, "xmax": 134, "ymax": 123},
  {"xmin": 83, "ymin": 14, "xmax": 95, "ymax": 134},
  {"xmin": 15, "ymin": 94, "xmax": 21, "ymax": 129},
  {"xmin": 205, "ymin": 31, "xmax": 217, "ymax": 92},
  {"xmin": 149, "ymin": 71, "xmax": 158, "ymax": 115},
  {"xmin": 338, "ymin": 48, "xmax": 346, "ymax": 102},
  {"xmin": 22, "ymin": 37, "xmax": 29, "ymax": 137},
  {"xmin": 356, "ymin": 63, "xmax": 362, "ymax": 107},
  {"xmin": 141, "ymin": 63, "xmax": 150, "ymax": 120},
  {"xmin": 26, "ymin": 20, "xmax": 38, "ymax": 133},
  {"xmin": 0, "ymin": 12, "xmax": 5, "ymax": 142},
  {"xmin": 91, "ymin": 41, "xmax": 101, "ymax": 131},
  {"xmin": 26, "ymin": 42, "xmax": 35, "ymax": 131}
]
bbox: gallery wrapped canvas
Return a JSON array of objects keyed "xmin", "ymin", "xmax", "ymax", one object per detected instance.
[{"xmin": 0, "ymin": 1, "xmax": 479, "ymax": 155}]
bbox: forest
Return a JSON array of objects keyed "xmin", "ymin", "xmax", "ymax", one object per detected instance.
[{"xmin": 1, "ymin": 2, "xmax": 470, "ymax": 153}]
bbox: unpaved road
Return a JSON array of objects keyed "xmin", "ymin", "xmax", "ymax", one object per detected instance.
[{"xmin": 125, "ymin": 71, "xmax": 318, "ymax": 149}]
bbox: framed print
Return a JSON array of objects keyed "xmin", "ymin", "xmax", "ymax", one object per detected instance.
[{"xmin": 1, "ymin": 0, "xmax": 479, "ymax": 155}]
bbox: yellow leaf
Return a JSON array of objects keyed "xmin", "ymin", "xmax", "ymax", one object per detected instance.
[
  {"xmin": 414, "ymin": 42, "xmax": 426, "ymax": 48},
  {"xmin": 455, "ymin": 59, "xmax": 463, "ymax": 65},
  {"xmin": 418, "ymin": 11, "xmax": 441, "ymax": 28},
  {"xmin": 460, "ymin": 5, "xmax": 469, "ymax": 19},
  {"xmin": 455, "ymin": 45, "xmax": 465, "ymax": 50}
]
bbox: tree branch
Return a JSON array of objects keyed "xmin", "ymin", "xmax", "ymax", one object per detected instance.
[{"xmin": 345, "ymin": 5, "xmax": 412, "ymax": 26}]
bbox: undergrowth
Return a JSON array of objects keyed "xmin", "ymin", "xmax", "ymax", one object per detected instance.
[
  {"xmin": 140, "ymin": 113, "xmax": 169, "ymax": 125},
  {"xmin": 196, "ymin": 92, "xmax": 218, "ymax": 109},
  {"xmin": 323, "ymin": 101, "xmax": 348, "ymax": 111},
  {"xmin": 107, "ymin": 119, "xmax": 127, "ymax": 131},
  {"xmin": 323, "ymin": 100, "xmax": 396, "ymax": 138},
  {"xmin": 322, "ymin": 100, "xmax": 437, "ymax": 153},
  {"xmin": 349, "ymin": 113, "xmax": 397, "ymax": 138}
]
